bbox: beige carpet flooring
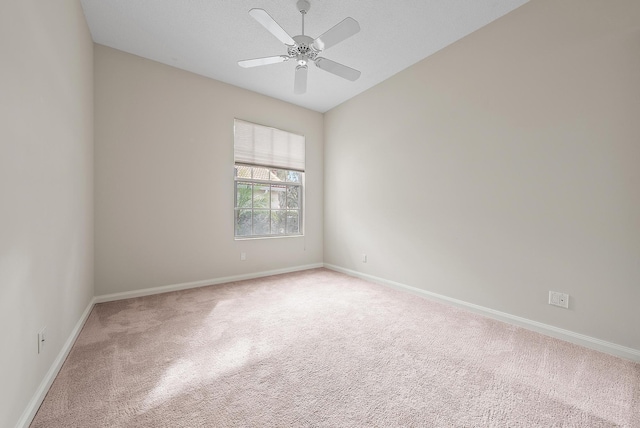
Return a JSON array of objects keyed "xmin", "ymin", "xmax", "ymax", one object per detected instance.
[{"xmin": 31, "ymin": 268, "xmax": 639, "ymax": 427}]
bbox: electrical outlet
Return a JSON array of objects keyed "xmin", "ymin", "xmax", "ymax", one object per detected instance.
[
  {"xmin": 362, "ymin": 254, "xmax": 367, "ymax": 263},
  {"xmin": 240, "ymin": 252, "xmax": 246, "ymax": 261},
  {"xmin": 549, "ymin": 291, "xmax": 569, "ymax": 309},
  {"xmin": 38, "ymin": 327, "xmax": 47, "ymax": 354}
]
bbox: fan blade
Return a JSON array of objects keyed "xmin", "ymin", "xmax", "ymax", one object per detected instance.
[
  {"xmin": 249, "ymin": 9, "xmax": 295, "ymax": 46},
  {"xmin": 238, "ymin": 55, "xmax": 288, "ymax": 68},
  {"xmin": 312, "ymin": 17, "xmax": 360, "ymax": 51},
  {"xmin": 294, "ymin": 65, "xmax": 308, "ymax": 94},
  {"xmin": 315, "ymin": 58, "xmax": 361, "ymax": 81}
]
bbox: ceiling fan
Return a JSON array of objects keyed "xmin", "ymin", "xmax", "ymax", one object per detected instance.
[{"xmin": 238, "ymin": 0, "xmax": 361, "ymax": 95}]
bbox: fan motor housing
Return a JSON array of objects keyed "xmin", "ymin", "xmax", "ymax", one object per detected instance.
[{"xmin": 289, "ymin": 35, "xmax": 318, "ymax": 63}]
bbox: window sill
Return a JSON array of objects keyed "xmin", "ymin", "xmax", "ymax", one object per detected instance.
[{"xmin": 234, "ymin": 234, "xmax": 304, "ymax": 241}]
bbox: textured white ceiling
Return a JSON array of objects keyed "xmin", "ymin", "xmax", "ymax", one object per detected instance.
[{"xmin": 80, "ymin": 0, "xmax": 528, "ymax": 113}]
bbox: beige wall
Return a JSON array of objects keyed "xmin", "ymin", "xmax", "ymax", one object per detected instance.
[
  {"xmin": 324, "ymin": 0, "xmax": 640, "ymax": 350},
  {"xmin": 0, "ymin": 0, "xmax": 94, "ymax": 426},
  {"xmin": 94, "ymin": 45, "xmax": 324, "ymax": 295},
  {"xmin": 3, "ymin": 1, "xmax": 638, "ymax": 425}
]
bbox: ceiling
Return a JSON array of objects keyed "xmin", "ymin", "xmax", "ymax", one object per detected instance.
[{"xmin": 80, "ymin": 0, "xmax": 529, "ymax": 113}]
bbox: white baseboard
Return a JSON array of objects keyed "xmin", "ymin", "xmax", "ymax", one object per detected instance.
[
  {"xmin": 18, "ymin": 262, "xmax": 636, "ymax": 428},
  {"xmin": 15, "ymin": 297, "xmax": 97, "ymax": 428},
  {"xmin": 324, "ymin": 264, "xmax": 640, "ymax": 362},
  {"xmin": 95, "ymin": 263, "xmax": 324, "ymax": 303}
]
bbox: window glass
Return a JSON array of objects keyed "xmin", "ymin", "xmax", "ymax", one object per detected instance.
[
  {"xmin": 235, "ymin": 165, "xmax": 251, "ymax": 179},
  {"xmin": 253, "ymin": 210, "xmax": 270, "ymax": 235},
  {"xmin": 252, "ymin": 183, "xmax": 270, "ymax": 209},
  {"xmin": 235, "ymin": 210, "xmax": 252, "ymax": 236},
  {"xmin": 233, "ymin": 165, "xmax": 303, "ymax": 238},
  {"xmin": 286, "ymin": 211, "xmax": 299, "ymax": 234},
  {"xmin": 253, "ymin": 167, "xmax": 270, "ymax": 181},
  {"xmin": 271, "ymin": 185, "xmax": 286, "ymax": 209},
  {"xmin": 271, "ymin": 169, "xmax": 287, "ymax": 181},
  {"xmin": 286, "ymin": 171, "xmax": 302, "ymax": 183},
  {"xmin": 236, "ymin": 182, "xmax": 252, "ymax": 209},
  {"xmin": 286, "ymin": 186, "xmax": 299, "ymax": 209},
  {"xmin": 271, "ymin": 210, "xmax": 286, "ymax": 235}
]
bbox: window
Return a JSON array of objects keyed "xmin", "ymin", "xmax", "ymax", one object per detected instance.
[{"xmin": 234, "ymin": 119, "xmax": 305, "ymax": 238}]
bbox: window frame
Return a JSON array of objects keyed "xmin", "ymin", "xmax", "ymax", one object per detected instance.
[{"xmin": 233, "ymin": 163, "xmax": 304, "ymax": 239}]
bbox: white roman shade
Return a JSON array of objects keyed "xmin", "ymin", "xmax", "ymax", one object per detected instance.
[{"xmin": 234, "ymin": 119, "xmax": 305, "ymax": 171}]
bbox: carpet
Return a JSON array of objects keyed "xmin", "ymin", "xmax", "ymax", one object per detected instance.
[{"xmin": 31, "ymin": 268, "xmax": 639, "ymax": 427}]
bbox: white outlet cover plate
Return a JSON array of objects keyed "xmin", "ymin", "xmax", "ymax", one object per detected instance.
[
  {"xmin": 549, "ymin": 291, "xmax": 569, "ymax": 309},
  {"xmin": 38, "ymin": 327, "xmax": 47, "ymax": 354}
]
